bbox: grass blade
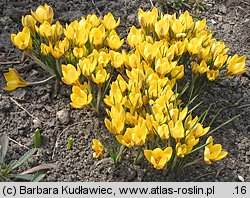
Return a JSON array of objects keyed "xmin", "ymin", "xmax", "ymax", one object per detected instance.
[
  {"xmin": 34, "ymin": 129, "xmax": 41, "ymax": 148},
  {"xmin": 31, "ymin": 170, "xmax": 47, "ymax": 182},
  {"xmin": 10, "ymin": 148, "xmax": 37, "ymax": 170},
  {"xmin": 206, "ymin": 114, "xmax": 240, "ymax": 137},
  {"xmin": 0, "ymin": 133, "xmax": 9, "ymax": 164}
]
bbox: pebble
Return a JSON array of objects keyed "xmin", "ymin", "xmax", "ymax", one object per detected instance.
[
  {"xmin": 30, "ymin": 69, "xmax": 39, "ymax": 76},
  {"xmin": 56, "ymin": 109, "xmax": 70, "ymax": 124},
  {"xmin": 219, "ymin": 4, "xmax": 227, "ymax": 14},
  {"xmin": 33, "ymin": 118, "xmax": 42, "ymax": 129}
]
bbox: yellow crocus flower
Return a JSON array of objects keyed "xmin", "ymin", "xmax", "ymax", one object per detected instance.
[
  {"xmin": 51, "ymin": 21, "xmax": 63, "ymax": 41},
  {"xmin": 171, "ymin": 65, "xmax": 184, "ymax": 80},
  {"xmin": 124, "ymin": 89, "xmax": 143, "ymax": 110},
  {"xmin": 144, "ymin": 147, "xmax": 173, "ymax": 170},
  {"xmin": 211, "ymin": 41, "xmax": 228, "ymax": 57},
  {"xmin": 192, "ymin": 123, "xmax": 210, "ymax": 138},
  {"xmin": 61, "ymin": 64, "xmax": 81, "ymax": 85},
  {"xmin": 73, "ymin": 47, "xmax": 87, "ymax": 59},
  {"xmin": 194, "ymin": 19, "xmax": 206, "ymax": 33},
  {"xmin": 176, "ymin": 142, "xmax": 192, "ymax": 158},
  {"xmin": 171, "ymin": 18, "xmax": 184, "ymax": 35},
  {"xmin": 192, "ymin": 60, "xmax": 209, "ymax": 74},
  {"xmin": 36, "ymin": 21, "xmax": 53, "ymax": 39},
  {"xmin": 110, "ymin": 50, "xmax": 125, "ymax": 69},
  {"xmin": 89, "ymin": 25, "xmax": 105, "ymax": 46},
  {"xmin": 157, "ymin": 124, "xmax": 170, "ymax": 141},
  {"xmin": 139, "ymin": 42, "xmax": 159, "ymax": 64},
  {"xmin": 179, "ymin": 11, "xmax": 194, "ymax": 30},
  {"xmin": 64, "ymin": 21, "xmax": 78, "ymax": 41},
  {"xmin": 86, "ymin": 14, "xmax": 101, "ymax": 28},
  {"xmin": 31, "ymin": 3, "xmax": 54, "ymax": 24},
  {"xmin": 116, "ymin": 128, "xmax": 135, "ymax": 148},
  {"xmin": 226, "ymin": 54, "xmax": 246, "ymax": 76},
  {"xmin": 22, "ymin": 15, "xmax": 36, "ymax": 32},
  {"xmin": 155, "ymin": 18, "xmax": 169, "ymax": 39},
  {"xmin": 40, "ymin": 42, "xmax": 52, "ymax": 55},
  {"xmin": 175, "ymin": 40, "xmax": 187, "ymax": 56},
  {"xmin": 131, "ymin": 124, "xmax": 148, "ymax": 146},
  {"xmin": 198, "ymin": 46, "xmax": 211, "ymax": 62},
  {"xmin": 204, "ymin": 136, "xmax": 228, "ymax": 164},
  {"xmin": 187, "ymin": 38, "xmax": 203, "ymax": 55},
  {"xmin": 97, "ymin": 51, "xmax": 110, "ymax": 67},
  {"xmin": 213, "ymin": 54, "xmax": 228, "ymax": 69},
  {"xmin": 206, "ymin": 70, "xmax": 219, "ymax": 81},
  {"xmin": 78, "ymin": 58, "xmax": 96, "ymax": 77},
  {"xmin": 4, "ymin": 68, "xmax": 29, "ymax": 91},
  {"xmin": 11, "ymin": 27, "xmax": 32, "ymax": 51},
  {"xmin": 185, "ymin": 131, "xmax": 199, "ymax": 147},
  {"xmin": 91, "ymin": 66, "xmax": 110, "ymax": 85},
  {"xmin": 169, "ymin": 107, "xmax": 188, "ymax": 123},
  {"xmin": 105, "ymin": 105, "xmax": 126, "ymax": 135},
  {"xmin": 138, "ymin": 7, "xmax": 158, "ymax": 29},
  {"xmin": 75, "ymin": 26, "xmax": 89, "ymax": 46},
  {"xmin": 92, "ymin": 139, "xmax": 104, "ymax": 158},
  {"xmin": 127, "ymin": 26, "xmax": 143, "ymax": 48},
  {"xmin": 70, "ymin": 83, "xmax": 93, "ymax": 108},
  {"xmin": 51, "ymin": 39, "xmax": 69, "ymax": 59},
  {"xmin": 107, "ymin": 30, "xmax": 124, "ymax": 50},
  {"xmin": 184, "ymin": 114, "xmax": 198, "ymax": 130},
  {"xmin": 127, "ymin": 52, "xmax": 141, "ymax": 69},
  {"xmin": 104, "ymin": 82, "xmax": 124, "ymax": 107},
  {"xmin": 155, "ymin": 57, "xmax": 174, "ymax": 76},
  {"xmin": 102, "ymin": 12, "xmax": 120, "ymax": 31},
  {"xmin": 169, "ymin": 120, "xmax": 185, "ymax": 140}
]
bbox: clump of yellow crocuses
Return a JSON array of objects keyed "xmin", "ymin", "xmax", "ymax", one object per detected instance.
[{"xmin": 3, "ymin": 5, "xmax": 247, "ymax": 173}]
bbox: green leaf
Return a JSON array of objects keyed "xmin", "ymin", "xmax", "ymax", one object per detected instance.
[
  {"xmin": 188, "ymin": 142, "xmax": 210, "ymax": 156},
  {"xmin": 14, "ymin": 174, "xmax": 34, "ymax": 181},
  {"xmin": 0, "ymin": 133, "xmax": 9, "ymax": 164},
  {"xmin": 67, "ymin": 138, "xmax": 73, "ymax": 150},
  {"xmin": 10, "ymin": 148, "xmax": 37, "ymax": 170},
  {"xmin": 34, "ymin": 129, "xmax": 42, "ymax": 148},
  {"xmin": 209, "ymin": 108, "xmax": 222, "ymax": 127},
  {"xmin": 176, "ymin": 82, "xmax": 190, "ymax": 101},
  {"xmin": 31, "ymin": 170, "xmax": 47, "ymax": 182},
  {"xmin": 188, "ymin": 101, "xmax": 203, "ymax": 114},
  {"xmin": 206, "ymin": 114, "xmax": 240, "ymax": 137},
  {"xmin": 201, "ymin": 104, "xmax": 211, "ymax": 124}
]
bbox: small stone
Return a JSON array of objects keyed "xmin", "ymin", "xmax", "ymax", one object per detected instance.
[
  {"xmin": 56, "ymin": 109, "xmax": 70, "ymax": 124},
  {"xmin": 30, "ymin": 69, "xmax": 39, "ymax": 76},
  {"xmin": 219, "ymin": 5, "xmax": 227, "ymax": 14},
  {"xmin": 33, "ymin": 118, "xmax": 42, "ymax": 129},
  {"xmin": 211, "ymin": 19, "xmax": 217, "ymax": 24}
]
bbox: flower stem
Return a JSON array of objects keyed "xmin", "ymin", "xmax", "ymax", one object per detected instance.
[
  {"xmin": 96, "ymin": 85, "xmax": 102, "ymax": 114},
  {"xmin": 29, "ymin": 75, "xmax": 56, "ymax": 85}
]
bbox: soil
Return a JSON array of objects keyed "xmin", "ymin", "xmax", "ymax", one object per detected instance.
[{"xmin": 0, "ymin": 0, "xmax": 249, "ymax": 182}]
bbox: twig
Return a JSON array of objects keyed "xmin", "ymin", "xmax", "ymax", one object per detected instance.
[
  {"xmin": 8, "ymin": 137, "xmax": 29, "ymax": 149},
  {"xmin": 91, "ymin": 0, "xmax": 102, "ymax": 16},
  {"xmin": 9, "ymin": 97, "xmax": 43, "ymax": 123},
  {"xmin": 0, "ymin": 61, "xmax": 20, "ymax": 65},
  {"xmin": 192, "ymin": 171, "xmax": 216, "ymax": 181}
]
